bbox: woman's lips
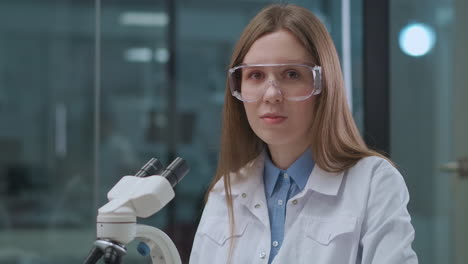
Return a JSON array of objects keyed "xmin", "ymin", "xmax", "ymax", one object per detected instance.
[{"xmin": 261, "ymin": 114, "xmax": 287, "ymax": 124}]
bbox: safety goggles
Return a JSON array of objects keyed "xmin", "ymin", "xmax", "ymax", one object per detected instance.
[{"xmin": 228, "ymin": 63, "xmax": 322, "ymax": 102}]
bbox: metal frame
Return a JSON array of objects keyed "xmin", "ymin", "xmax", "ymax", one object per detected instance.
[{"xmin": 363, "ymin": 0, "xmax": 390, "ymax": 155}]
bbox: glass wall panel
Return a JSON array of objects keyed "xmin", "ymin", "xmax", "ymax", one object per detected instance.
[
  {"xmin": 0, "ymin": 0, "xmax": 96, "ymax": 262},
  {"xmin": 98, "ymin": 0, "xmax": 168, "ymax": 207},
  {"xmin": 390, "ymin": 0, "xmax": 467, "ymax": 263},
  {"xmin": 350, "ymin": 0, "xmax": 364, "ymax": 131},
  {"xmin": 97, "ymin": 0, "xmax": 170, "ymax": 262}
]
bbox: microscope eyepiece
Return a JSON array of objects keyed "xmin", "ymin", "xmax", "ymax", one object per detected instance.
[
  {"xmin": 134, "ymin": 158, "xmax": 164, "ymax": 178},
  {"xmin": 134, "ymin": 157, "xmax": 189, "ymax": 187},
  {"xmin": 161, "ymin": 157, "xmax": 190, "ymax": 187}
]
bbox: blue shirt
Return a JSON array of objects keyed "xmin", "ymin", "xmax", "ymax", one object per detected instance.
[{"xmin": 263, "ymin": 148, "xmax": 315, "ymax": 263}]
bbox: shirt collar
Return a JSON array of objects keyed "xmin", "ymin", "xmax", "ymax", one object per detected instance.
[
  {"xmin": 264, "ymin": 148, "xmax": 315, "ymax": 197},
  {"xmin": 211, "ymin": 149, "xmax": 345, "ymax": 198}
]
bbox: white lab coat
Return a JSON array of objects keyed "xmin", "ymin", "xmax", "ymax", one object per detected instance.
[{"xmin": 190, "ymin": 153, "xmax": 418, "ymax": 264}]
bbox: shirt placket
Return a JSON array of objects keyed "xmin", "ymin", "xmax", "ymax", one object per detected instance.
[{"xmin": 268, "ymin": 171, "xmax": 292, "ymax": 264}]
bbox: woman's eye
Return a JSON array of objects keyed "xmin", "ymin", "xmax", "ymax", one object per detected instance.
[
  {"xmin": 286, "ymin": 70, "xmax": 300, "ymax": 79},
  {"xmin": 247, "ymin": 71, "xmax": 264, "ymax": 80}
]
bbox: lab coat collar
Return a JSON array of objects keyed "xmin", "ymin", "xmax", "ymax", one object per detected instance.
[
  {"xmin": 229, "ymin": 151, "xmax": 266, "ymax": 198},
  {"xmin": 306, "ymin": 164, "xmax": 344, "ymax": 196},
  {"xmin": 210, "ymin": 151, "xmax": 268, "ymax": 226},
  {"xmin": 211, "ymin": 150, "xmax": 265, "ymax": 198},
  {"xmin": 212, "ymin": 150, "xmax": 344, "ymax": 198}
]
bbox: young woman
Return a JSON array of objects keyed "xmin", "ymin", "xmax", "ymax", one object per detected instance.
[{"xmin": 190, "ymin": 4, "xmax": 418, "ymax": 264}]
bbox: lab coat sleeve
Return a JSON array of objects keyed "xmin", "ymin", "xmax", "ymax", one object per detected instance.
[{"xmin": 360, "ymin": 160, "xmax": 418, "ymax": 264}]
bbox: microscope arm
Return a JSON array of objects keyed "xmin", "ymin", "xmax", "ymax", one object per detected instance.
[{"xmin": 83, "ymin": 158, "xmax": 189, "ymax": 264}]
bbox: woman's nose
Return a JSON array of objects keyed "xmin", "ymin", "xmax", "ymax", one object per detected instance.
[{"xmin": 262, "ymin": 79, "xmax": 283, "ymax": 103}]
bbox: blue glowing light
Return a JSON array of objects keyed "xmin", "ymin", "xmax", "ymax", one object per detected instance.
[{"xmin": 398, "ymin": 23, "xmax": 436, "ymax": 57}]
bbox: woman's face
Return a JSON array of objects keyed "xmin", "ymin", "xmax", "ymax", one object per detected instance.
[{"xmin": 242, "ymin": 29, "xmax": 317, "ymax": 151}]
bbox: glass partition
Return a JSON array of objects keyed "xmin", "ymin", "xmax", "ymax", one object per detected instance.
[
  {"xmin": 390, "ymin": 0, "xmax": 468, "ymax": 263},
  {"xmin": 0, "ymin": 0, "xmax": 97, "ymax": 262}
]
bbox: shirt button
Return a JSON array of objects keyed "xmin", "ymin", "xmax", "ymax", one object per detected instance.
[
  {"xmin": 292, "ymin": 199, "xmax": 298, "ymax": 205},
  {"xmin": 241, "ymin": 193, "xmax": 247, "ymax": 198},
  {"xmin": 254, "ymin": 203, "xmax": 261, "ymax": 209},
  {"xmin": 283, "ymin": 173, "xmax": 289, "ymax": 179},
  {"xmin": 259, "ymin": 251, "xmax": 266, "ymax": 259},
  {"xmin": 272, "ymin": 241, "xmax": 279, "ymax": 247},
  {"xmin": 278, "ymin": 200, "xmax": 283, "ymax": 206}
]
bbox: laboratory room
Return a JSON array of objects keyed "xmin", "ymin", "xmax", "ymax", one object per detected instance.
[{"xmin": 0, "ymin": 0, "xmax": 467, "ymax": 263}]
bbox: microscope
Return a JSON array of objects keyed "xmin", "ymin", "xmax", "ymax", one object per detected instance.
[{"xmin": 83, "ymin": 157, "xmax": 189, "ymax": 264}]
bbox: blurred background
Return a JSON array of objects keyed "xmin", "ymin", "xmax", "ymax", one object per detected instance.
[{"xmin": 0, "ymin": 0, "xmax": 466, "ymax": 263}]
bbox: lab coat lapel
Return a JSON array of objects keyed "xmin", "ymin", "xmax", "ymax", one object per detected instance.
[{"xmin": 230, "ymin": 152, "xmax": 270, "ymax": 228}]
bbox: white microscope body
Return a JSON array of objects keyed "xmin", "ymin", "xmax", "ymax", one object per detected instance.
[{"xmin": 84, "ymin": 158, "xmax": 188, "ymax": 264}]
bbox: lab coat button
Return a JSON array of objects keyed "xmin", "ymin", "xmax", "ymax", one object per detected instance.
[
  {"xmin": 259, "ymin": 251, "xmax": 266, "ymax": 259},
  {"xmin": 292, "ymin": 199, "xmax": 298, "ymax": 205},
  {"xmin": 242, "ymin": 193, "xmax": 247, "ymax": 198},
  {"xmin": 254, "ymin": 203, "xmax": 261, "ymax": 209}
]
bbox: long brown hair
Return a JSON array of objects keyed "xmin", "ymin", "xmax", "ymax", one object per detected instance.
[{"xmin": 207, "ymin": 3, "xmax": 388, "ymax": 254}]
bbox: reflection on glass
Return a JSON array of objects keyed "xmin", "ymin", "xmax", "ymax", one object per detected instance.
[{"xmin": 398, "ymin": 23, "xmax": 436, "ymax": 57}]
